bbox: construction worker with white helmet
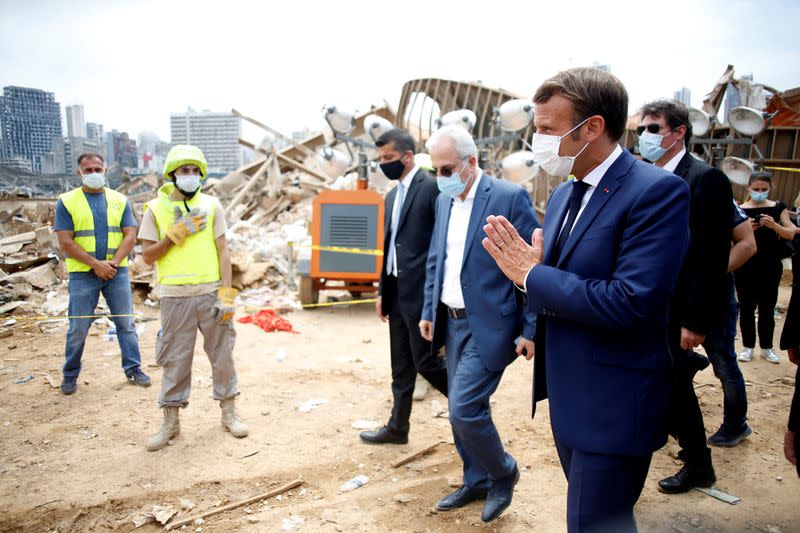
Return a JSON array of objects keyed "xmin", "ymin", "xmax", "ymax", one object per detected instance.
[{"xmin": 138, "ymin": 144, "xmax": 247, "ymax": 451}]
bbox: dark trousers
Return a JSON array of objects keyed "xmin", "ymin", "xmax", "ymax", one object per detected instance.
[
  {"xmin": 445, "ymin": 315, "xmax": 516, "ymax": 489},
  {"xmin": 386, "ymin": 280, "xmax": 448, "ymax": 435},
  {"xmin": 667, "ymin": 321, "xmax": 712, "ymax": 468},
  {"xmin": 703, "ymin": 278, "xmax": 748, "ymax": 433},
  {"xmin": 555, "ymin": 438, "xmax": 651, "ymax": 533},
  {"xmin": 735, "ymin": 260, "xmax": 783, "ymax": 348}
]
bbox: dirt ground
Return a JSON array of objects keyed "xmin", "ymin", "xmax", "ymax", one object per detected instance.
[{"xmin": 0, "ymin": 283, "xmax": 798, "ymax": 533}]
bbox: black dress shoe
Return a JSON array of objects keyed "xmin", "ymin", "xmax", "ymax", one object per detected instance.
[
  {"xmin": 481, "ymin": 466, "xmax": 520, "ymax": 522},
  {"xmin": 359, "ymin": 426, "xmax": 408, "ymax": 445},
  {"xmin": 658, "ymin": 464, "xmax": 716, "ymax": 494},
  {"xmin": 436, "ymin": 486, "xmax": 489, "ymax": 511}
]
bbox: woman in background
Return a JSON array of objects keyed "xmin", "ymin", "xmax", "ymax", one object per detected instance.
[{"xmin": 734, "ymin": 173, "xmax": 795, "ymax": 364}]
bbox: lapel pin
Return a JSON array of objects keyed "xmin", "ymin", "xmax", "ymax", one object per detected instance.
[{"xmin": 603, "ymin": 187, "xmax": 609, "ymax": 193}]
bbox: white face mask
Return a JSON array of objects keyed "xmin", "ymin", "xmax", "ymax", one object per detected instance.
[
  {"xmin": 176, "ymin": 174, "xmax": 201, "ymax": 193},
  {"xmin": 531, "ymin": 117, "xmax": 590, "ymax": 178},
  {"xmin": 81, "ymin": 172, "xmax": 106, "ymax": 189}
]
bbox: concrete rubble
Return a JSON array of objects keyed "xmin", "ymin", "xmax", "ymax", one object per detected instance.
[{"xmin": 0, "ymin": 105, "xmax": 396, "ymax": 327}]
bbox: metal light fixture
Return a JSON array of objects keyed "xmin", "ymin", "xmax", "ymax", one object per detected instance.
[
  {"xmin": 500, "ymin": 150, "xmax": 538, "ymax": 184},
  {"xmin": 727, "ymin": 106, "xmax": 769, "ymax": 136},
  {"xmin": 322, "ymin": 105, "xmax": 355, "ymax": 134},
  {"xmin": 363, "ymin": 114, "xmax": 394, "ymax": 142},
  {"xmin": 435, "ymin": 109, "xmax": 477, "ymax": 131},
  {"xmin": 498, "ymin": 99, "xmax": 534, "ymax": 132},
  {"xmin": 720, "ymin": 156, "xmax": 755, "ymax": 186},
  {"xmin": 688, "ymin": 107, "xmax": 713, "ymax": 137},
  {"xmin": 316, "ymin": 147, "xmax": 351, "ymax": 178}
]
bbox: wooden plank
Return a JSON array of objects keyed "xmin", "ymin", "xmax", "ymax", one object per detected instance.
[
  {"xmin": 276, "ymin": 153, "xmax": 330, "ymax": 183},
  {"xmin": 164, "ymin": 479, "xmax": 303, "ymax": 530},
  {"xmin": 391, "ymin": 441, "xmax": 443, "ymax": 468},
  {"xmin": 224, "ymin": 156, "xmax": 272, "ymax": 218},
  {"xmin": 232, "ymin": 108, "xmax": 315, "ymax": 158}
]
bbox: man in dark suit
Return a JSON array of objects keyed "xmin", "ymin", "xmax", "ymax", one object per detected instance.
[
  {"xmin": 419, "ymin": 125, "xmax": 538, "ymax": 523},
  {"xmin": 483, "ymin": 68, "xmax": 690, "ymax": 532},
  {"xmin": 638, "ymin": 100, "xmax": 738, "ymax": 492},
  {"xmin": 360, "ymin": 128, "xmax": 448, "ymax": 445}
]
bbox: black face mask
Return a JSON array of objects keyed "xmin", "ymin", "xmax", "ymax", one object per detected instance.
[{"xmin": 379, "ymin": 157, "xmax": 406, "ymax": 180}]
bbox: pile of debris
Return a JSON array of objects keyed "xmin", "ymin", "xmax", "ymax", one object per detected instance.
[
  {"xmin": 0, "ymin": 226, "xmax": 66, "ymax": 317},
  {"xmin": 1, "ymin": 103, "xmax": 399, "ymax": 319}
]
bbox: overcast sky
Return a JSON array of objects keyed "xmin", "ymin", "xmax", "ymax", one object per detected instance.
[{"xmin": 1, "ymin": 0, "xmax": 798, "ymax": 145}]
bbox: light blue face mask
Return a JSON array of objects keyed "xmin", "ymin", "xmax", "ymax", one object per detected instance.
[
  {"xmin": 749, "ymin": 189, "xmax": 769, "ymax": 202},
  {"xmin": 436, "ymin": 158, "xmax": 469, "ymax": 197},
  {"xmin": 638, "ymin": 131, "xmax": 677, "ymax": 162}
]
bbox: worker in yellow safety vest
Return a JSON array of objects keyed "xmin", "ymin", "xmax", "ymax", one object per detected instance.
[
  {"xmin": 54, "ymin": 152, "xmax": 150, "ymax": 395},
  {"xmin": 138, "ymin": 144, "xmax": 247, "ymax": 451}
]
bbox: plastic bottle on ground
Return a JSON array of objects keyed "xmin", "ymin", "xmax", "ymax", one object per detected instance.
[{"xmin": 340, "ymin": 475, "xmax": 369, "ymax": 492}]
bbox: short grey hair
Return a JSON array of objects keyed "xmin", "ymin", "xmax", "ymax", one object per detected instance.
[{"xmin": 425, "ymin": 125, "xmax": 478, "ymax": 159}]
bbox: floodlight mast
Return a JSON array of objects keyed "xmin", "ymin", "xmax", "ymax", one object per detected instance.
[
  {"xmin": 688, "ymin": 106, "xmax": 777, "ymax": 174},
  {"xmin": 322, "ymin": 105, "xmax": 376, "ymax": 190}
]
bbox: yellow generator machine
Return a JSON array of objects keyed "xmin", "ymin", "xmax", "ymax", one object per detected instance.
[{"xmin": 298, "ymin": 188, "xmax": 384, "ymax": 305}]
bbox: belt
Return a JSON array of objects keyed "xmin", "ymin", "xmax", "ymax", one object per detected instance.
[{"xmin": 446, "ymin": 306, "xmax": 467, "ymax": 319}]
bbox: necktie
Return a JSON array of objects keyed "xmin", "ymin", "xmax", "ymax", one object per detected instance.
[
  {"xmin": 387, "ymin": 182, "xmax": 406, "ymax": 276},
  {"xmin": 549, "ymin": 179, "xmax": 590, "ymax": 266}
]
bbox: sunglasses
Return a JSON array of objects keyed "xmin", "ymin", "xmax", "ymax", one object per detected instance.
[
  {"xmin": 636, "ymin": 123, "xmax": 672, "ymax": 136},
  {"xmin": 433, "ymin": 157, "xmax": 468, "ymax": 177}
]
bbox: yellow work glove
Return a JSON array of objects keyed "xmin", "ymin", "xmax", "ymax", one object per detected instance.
[
  {"xmin": 165, "ymin": 206, "xmax": 207, "ymax": 246},
  {"xmin": 212, "ymin": 287, "xmax": 239, "ymax": 323}
]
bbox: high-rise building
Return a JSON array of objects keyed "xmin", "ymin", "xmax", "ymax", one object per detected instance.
[
  {"xmin": 170, "ymin": 108, "xmax": 242, "ymax": 173},
  {"xmin": 137, "ymin": 131, "xmax": 168, "ymax": 171},
  {"xmin": 674, "ymin": 87, "xmax": 691, "ymax": 107},
  {"xmin": 105, "ymin": 129, "xmax": 138, "ymax": 169},
  {"xmin": 0, "ymin": 86, "xmax": 62, "ymax": 173},
  {"xmin": 65, "ymin": 104, "xmax": 86, "ymax": 138},
  {"xmin": 52, "ymin": 135, "xmax": 103, "ymax": 174},
  {"xmin": 86, "ymin": 122, "xmax": 105, "ymax": 157}
]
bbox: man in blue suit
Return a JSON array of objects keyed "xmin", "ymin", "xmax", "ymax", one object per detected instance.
[
  {"xmin": 483, "ymin": 68, "xmax": 690, "ymax": 532},
  {"xmin": 419, "ymin": 125, "xmax": 538, "ymax": 523}
]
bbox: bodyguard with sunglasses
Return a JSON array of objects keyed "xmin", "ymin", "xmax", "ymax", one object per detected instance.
[{"xmin": 637, "ymin": 100, "xmax": 738, "ymax": 493}]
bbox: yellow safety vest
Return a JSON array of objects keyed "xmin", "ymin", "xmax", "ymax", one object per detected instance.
[
  {"xmin": 144, "ymin": 183, "xmax": 220, "ymax": 286},
  {"xmin": 59, "ymin": 187, "xmax": 130, "ymax": 273}
]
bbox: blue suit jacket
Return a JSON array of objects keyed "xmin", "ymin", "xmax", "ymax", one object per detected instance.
[
  {"xmin": 422, "ymin": 173, "xmax": 539, "ymax": 372},
  {"xmin": 527, "ymin": 149, "xmax": 690, "ymax": 457}
]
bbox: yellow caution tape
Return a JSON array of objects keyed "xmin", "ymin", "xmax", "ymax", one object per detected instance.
[
  {"xmin": 764, "ymin": 166, "xmax": 800, "ymax": 173},
  {"xmin": 1, "ymin": 297, "xmax": 378, "ymax": 322},
  {"xmin": 310, "ymin": 244, "xmax": 383, "ymax": 256},
  {"xmin": 300, "ymin": 297, "xmax": 377, "ymax": 308},
  {"xmin": 2, "ymin": 313, "xmax": 140, "ymax": 321}
]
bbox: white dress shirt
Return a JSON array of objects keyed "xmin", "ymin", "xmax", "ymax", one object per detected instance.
[
  {"xmin": 387, "ymin": 165, "xmax": 418, "ymax": 276},
  {"xmin": 662, "ymin": 147, "xmax": 686, "ymax": 174},
  {"xmin": 524, "ymin": 145, "xmax": 623, "ymax": 291},
  {"xmin": 440, "ymin": 170, "xmax": 481, "ymax": 309}
]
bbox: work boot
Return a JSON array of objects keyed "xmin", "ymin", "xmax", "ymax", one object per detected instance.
[
  {"xmin": 147, "ymin": 406, "xmax": 180, "ymax": 451},
  {"xmin": 220, "ymin": 398, "xmax": 248, "ymax": 438}
]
